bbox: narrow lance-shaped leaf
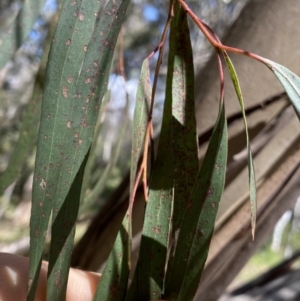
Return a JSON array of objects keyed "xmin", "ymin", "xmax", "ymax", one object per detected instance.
[
  {"xmin": 47, "ymin": 150, "xmax": 89, "ymax": 300},
  {"xmin": 94, "ymin": 58, "xmax": 152, "ymax": 301},
  {"xmin": 28, "ymin": 1, "xmax": 101, "ymax": 299},
  {"xmin": 28, "ymin": 0, "xmax": 129, "ymax": 300},
  {"xmin": 223, "ymin": 52, "xmax": 256, "ymax": 239},
  {"xmin": 125, "ymin": 34, "xmax": 175, "ymax": 301},
  {"xmin": 79, "ymin": 90, "xmax": 111, "ymax": 205},
  {"xmin": 93, "ymin": 217, "xmax": 130, "ymax": 301},
  {"xmin": 125, "ymin": 96, "xmax": 173, "ymax": 300},
  {"xmin": 166, "ymin": 4, "xmax": 199, "ymax": 284},
  {"xmin": 18, "ymin": 0, "xmax": 45, "ymax": 46},
  {"xmin": 164, "ymin": 101, "xmax": 227, "ymax": 301},
  {"xmin": 129, "ymin": 58, "xmax": 152, "ymax": 202},
  {"xmin": 0, "ymin": 84, "xmax": 41, "ymax": 195},
  {"xmin": 264, "ymin": 59, "xmax": 300, "ymax": 120},
  {"xmin": 47, "ymin": 0, "xmax": 130, "ymax": 299},
  {"xmin": 0, "ymin": 0, "xmax": 44, "ymax": 68},
  {"xmin": 82, "ymin": 94, "xmax": 129, "ymax": 213}
]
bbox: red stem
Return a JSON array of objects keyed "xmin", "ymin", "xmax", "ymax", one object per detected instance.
[{"xmin": 177, "ymin": 0, "xmax": 267, "ymax": 64}]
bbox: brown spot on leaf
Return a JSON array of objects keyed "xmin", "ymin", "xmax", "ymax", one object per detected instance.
[
  {"xmin": 206, "ymin": 187, "xmax": 214, "ymax": 198},
  {"xmin": 62, "ymin": 86, "xmax": 69, "ymax": 98},
  {"xmin": 79, "ymin": 13, "xmax": 85, "ymax": 21}
]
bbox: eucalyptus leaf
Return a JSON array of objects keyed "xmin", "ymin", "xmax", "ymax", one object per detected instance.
[
  {"xmin": 27, "ymin": 0, "xmax": 129, "ymax": 299},
  {"xmin": 224, "ymin": 51, "xmax": 256, "ymax": 239},
  {"xmin": 165, "ymin": 2, "xmax": 199, "ymax": 288},
  {"xmin": 264, "ymin": 59, "xmax": 300, "ymax": 120},
  {"xmin": 93, "ymin": 58, "xmax": 152, "ymax": 301},
  {"xmin": 0, "ymin": 84, "xmax": 42, "ymax": 196},
  {"xmin": 164, "ymin": 102, "xmax": 227, "ymax": 301},
  {"xmin": 129, "ymin": 58, "xmax": 152, "ymax": 202},
  {"xmin": 125, "ymin": 37, "xmax": 174, "ymax": 301}
]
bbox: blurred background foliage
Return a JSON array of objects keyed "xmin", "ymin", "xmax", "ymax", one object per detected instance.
[{"xmin": 2, "ymin": 0, "xmax": 300, "ymax": 300}]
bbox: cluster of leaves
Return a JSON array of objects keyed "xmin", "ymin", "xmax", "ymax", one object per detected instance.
[{"xmin": 2, "ymin": 0, "xmax": 300, "ymax": 301}]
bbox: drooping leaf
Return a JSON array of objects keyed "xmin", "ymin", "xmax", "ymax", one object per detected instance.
[
  {"xmin": 18, "ymin": 0, "xmax": 45, "ymax": 47},
  {"xmin": 0, "ymin": 0, "xmax": 44, "ymax": 68},
  {"xmin": 27, "ymin": 0, "xmax": 129, "ymax": 300},
  {"xmin": 93, "ymin": 217, "xmax": 130, "ymax": 301},
  {"xmin": 0, "ymin": 0, "xmax": 55, "ymax": 69},
  {"xmin": 125, "ymin": 35, "xmax": 174, "ymax": 301},
  {"xmin": 165, "ymin": 5, "xmax": 199, "ymax": 284},
  {"xmin": 129, "ymin": 58, "xmax": 152, "ymax": 202},
  {"xmin": 126, "ymin": 101, "xmax": 173, "ymax": 300},
  {"xmin": 81, "ymin": 94, "xmax": 129, "ymax": 214},
  {"xmin": 27, "ymin": 2, "xmax": 99, "ymax": 299},
  {"xmin": 94, "ymin": 58, "xmax": 152, "ymax": 301},
  {"xmin": 47, "ymin": 150, "xmax": 89, "ymax": 300},
  {"xmin": 0, "ymin": 83, "xmax": 42, "ymax": 196},
  {"xmin": 264, "ymin": 59, "xmax": 300, "ymax": 120},
  {"xmin": 164, "ymin": 102, "xmax": 227, "ymax": 301},
  {"xmin": 79, "ymin": 89, "xmax": 111, "ymax": 206},
  {"xmin": 223, "ymin": 52, "xmax": 256, "ymax": 239}
]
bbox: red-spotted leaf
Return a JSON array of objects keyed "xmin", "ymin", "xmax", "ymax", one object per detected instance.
[{"xmin": 164, "ymin": 101, "xmax": 227, "ymax": 301}]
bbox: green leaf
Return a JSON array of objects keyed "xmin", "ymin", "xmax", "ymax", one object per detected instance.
[
  {"xmin": 79, "ymin": 89, "xmax": 111, "ymax": 205},
  {"xmin": 0, "ymin": 0, "xmax": 44, "ymax": 68},
  {"xmin": 223, "ymin": 52, "xmax": 256, "ymax": 239},
  {"xmin": 164, "ymin": 102, "xmax": 227, "ymax": 301},
  {"xmin": 95, "ymin": 58, "xmax": 152, "ymax": 301},
  {"xmin": 0, "ymin": 83, "xmax": 41, "ymax": 195},
  {"xmin": 93, "ymin": 218, "xmax": 130, "ymax": 301},
  {"xmin": 125, "ymin": 39, "xmax": 174, "ymax": 301},
  {"xmin": 264, "ymin": 59, "xmax": 300, "ymax": 121},
  {"xmin": 129, "ymin": 58, "xmax": 152, "ymax": 202},
  {"xmin": 27, "ymin": 0, "xmax": 129, "ymax": 300},
  {"xmin": 47, "ymin": 149, "xmax": 89, "ymax": 300},
  {"xmin": 27, "ymin": 1, "xmax": 99, "ymax": 298},
  {"xmin": 165, "ymin": 2, "xmax": 199, "ymax": 287},
  {"xmin": 81, "ymin": 95, "xmax": 129, "ymax": 214},
  {"xmin": 171, "ymin": 2, "xmax": 198, "ymax": 231},
  {"xmin": 18, "ymin": 0, "xmax": 45, "ymax": 47}
]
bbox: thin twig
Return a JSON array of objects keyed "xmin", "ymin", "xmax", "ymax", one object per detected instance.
[
  {"xmin": 130, "ymin": 0, "xmax": 175, "ymax": 205},
  {"xmin": 177, "ymin": 0, "xmax": 267, "ymax": 64}
]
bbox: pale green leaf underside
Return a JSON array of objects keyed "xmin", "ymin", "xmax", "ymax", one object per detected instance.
[
  {"xmin": 264, "ymin": 59, "xmax": 300, "ymax": 120},
  {"xmin": 224, "ymin": 52, "xmax": 256, "ymax": 239}
]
